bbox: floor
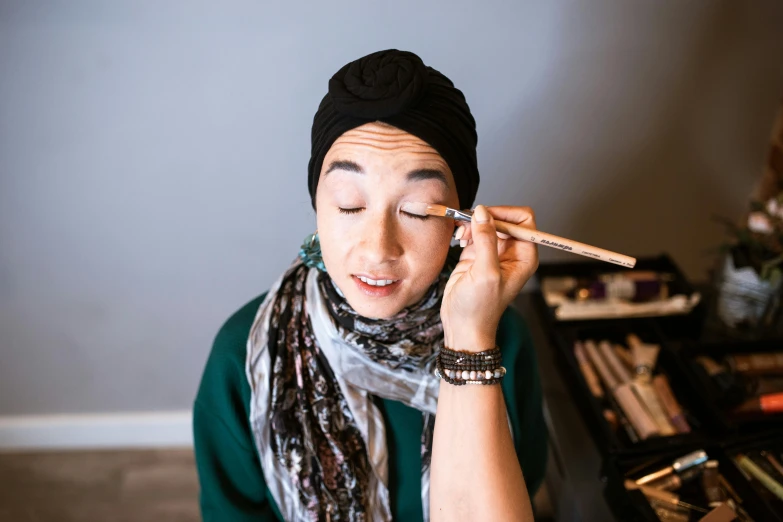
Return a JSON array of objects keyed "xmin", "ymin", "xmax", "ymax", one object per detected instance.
[
  {"xmin": 0, "ymin": 448, "xmax": 553, "ymax": 521},
  {"xmin": 0, "ymin": 449, "xmax": 199, "ymax": 522}
]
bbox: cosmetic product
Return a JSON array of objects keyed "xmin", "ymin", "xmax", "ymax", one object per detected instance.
[
  {"xmin": 583, "ymin": 340, "xmax": 659, "ymax": 439},
  {"xmin": 614, "ymin": 344, "xmax": 635, "ymax": 372},
  {"xmin": 636, "ymin": 450, "xmax": 708, "ymax": 486},
  {"xmin": 607, "ymin": 392, "xmax": 639, "ymax": 442},
  {"xmin": 693, "ymin": 356, "xmax": 745, "ymax": 407},
  {"xmin": 626, "ymin": 335, "xmax": 677, "ymax": 435},
  {"xmin": 599, "ymin": 340, "xmax": 633, "ymax": 383},
  {"xmin": 761, "ymin": 451, "xmax": 783, "ymax": 477},
  {"xmin": 731, "ymin": 392, "xmax": 783, "ymax": 416},
  {"xmin": 568, "ymin": 271, "xmax": 671, "ymax": 302},
  {"xmin": 650, "ymin": 501, "xmax": 691, "ymax": 522},
  {"xmin": 647, "ymin": 463, "xmax": 704, "ymax": 491},
  {"xmin": 726, "ymin": 353, "xmax": 783, "ymax": 377},
  {"xmin": 647, "ymin": 473, "xmax": 683, "ymax": 491},
  {"xmin": 653, "ymin": 374, "xmax": 691, "ymax": 433},
  {"xmin": 702, "ymin": 460, "xmax": 725, "ymax": 508},
  {"xmin": 624, "ymin": 480, "xmax": 709, "ymax": 513},
  {"xmin": 574, "ymin": 341, "xmax": 604, "ymax": 398},
  {"xmin": 734, "ymin": 454, "xmax": 783, "ymax": 502}
]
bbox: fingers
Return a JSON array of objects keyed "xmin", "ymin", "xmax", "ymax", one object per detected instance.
[
  {"xmin": 454, "ymin": 206, "xmax": 534, "ymax": 248},
  {"xmin": 470, "ymin": 205, "xmax": 500, "ymax": 275},
  {"xmin": 485, "ymin": 205, "xmax": 537, "ymax": 229},
  {"xmin": 456, "ymin": 224, "xmax": 509, "ymax": 244}
]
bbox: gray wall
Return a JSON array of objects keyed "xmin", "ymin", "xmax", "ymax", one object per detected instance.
[{"xmin": 1, "ymin": 1, "xmax": 782, "ymax": 415}]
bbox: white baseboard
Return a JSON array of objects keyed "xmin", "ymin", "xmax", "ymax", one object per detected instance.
[{"xmin": 0, "ymin": 411, "xmax": 193, "ymax": 451}]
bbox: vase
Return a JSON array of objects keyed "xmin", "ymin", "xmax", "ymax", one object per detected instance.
[{"xmin": 716, "ymin": 253, "xmax": 783, "ymax": 331}]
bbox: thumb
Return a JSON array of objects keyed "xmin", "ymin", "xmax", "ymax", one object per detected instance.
[{"xmin": 471, "ymin": 205, "xmax": 500, "ymax": 274}]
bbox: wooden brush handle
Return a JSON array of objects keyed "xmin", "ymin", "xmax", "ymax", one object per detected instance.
[{"xmin": 493, "ymin": 220, "xmax": 636, "ymax": 268}]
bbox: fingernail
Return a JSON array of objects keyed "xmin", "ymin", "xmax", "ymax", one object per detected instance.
[
  {"xmin": 474, "ymin": 205, "xmax": 489, "ymax": 224},
  {"xmin": 460, "ymin": 239, "xmax": 468, "ymax": 248},
  {"xmin": 454, "ymin": 226, "xmax": 465, "ymax": 240}
]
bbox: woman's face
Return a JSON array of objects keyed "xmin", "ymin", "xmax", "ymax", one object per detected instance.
[{"xmin": 315, "ymin": 122, "xmax": 460, "ymax": 319}]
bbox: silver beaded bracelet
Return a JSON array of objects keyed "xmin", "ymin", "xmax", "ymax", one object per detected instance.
[{"xmin": 435, "ymin": 366, "xmax": 506, "ymax": 385}]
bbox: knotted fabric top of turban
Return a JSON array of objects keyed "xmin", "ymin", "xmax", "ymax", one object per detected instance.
[{"xmin": 307, "ymin": 49, "xmax": 479, "ymax": 209}]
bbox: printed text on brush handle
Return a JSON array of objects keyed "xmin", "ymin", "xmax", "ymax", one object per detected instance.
[{"xmin": 496, "ymin": 223, "xmax": 636, "ymax": 268}]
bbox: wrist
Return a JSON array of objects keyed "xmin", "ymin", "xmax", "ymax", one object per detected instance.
[{"xmin": 444, "ymin": 327, "xmax": 497, "ymax": 353}]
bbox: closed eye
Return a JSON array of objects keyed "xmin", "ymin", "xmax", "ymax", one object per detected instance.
[
  {"xmin": 339, "ymin": 208, "xmax": 429, "ymax": 220},
  {"xmin": 338, "ymin": 207, "xmax": 364, "ymax": 215}
]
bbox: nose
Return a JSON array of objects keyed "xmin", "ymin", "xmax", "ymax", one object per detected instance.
[{"xmin": 358, "ymin": 211, "xmax": 403, "ymax": 266}]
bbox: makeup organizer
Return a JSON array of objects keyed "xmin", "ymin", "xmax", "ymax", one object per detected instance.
[{"xmin": 534, "ymin": 255, "xmax": 783, "ymax": 521}]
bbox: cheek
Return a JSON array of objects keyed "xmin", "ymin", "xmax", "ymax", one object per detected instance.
[
  {"xmin": 315, "ymin": 212, "xmax": 359, "ymax": 277},
  {"xmin": 403, "ymin": 220, "xmax": 454, "ymax": 273}
]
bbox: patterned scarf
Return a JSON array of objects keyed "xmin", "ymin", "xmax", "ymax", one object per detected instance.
[{"xmin": 246, "ymin": 253, "xmax": 456, "ymax": 521}]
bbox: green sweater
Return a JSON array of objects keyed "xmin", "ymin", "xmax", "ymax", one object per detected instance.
[{"xmin": 194, "ymin": 293, "xmax": 547, "ymax": 522}]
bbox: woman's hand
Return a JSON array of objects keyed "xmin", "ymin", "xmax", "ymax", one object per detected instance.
[{"xmin": 441, "ymin": 205, "xmax": 539, "ymax": 352}]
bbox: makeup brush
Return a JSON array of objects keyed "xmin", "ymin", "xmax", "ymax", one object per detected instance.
[
  {"xmin": 735, "ymin": 454, "xmax": 783, "ymax": 501},
  {"xmin": 400, "ymin": 202, "xmax": 637, "ymax": 268},
  {"xmin": 624, "ymin": 480, "xmax": 709, "ymax": 513}
]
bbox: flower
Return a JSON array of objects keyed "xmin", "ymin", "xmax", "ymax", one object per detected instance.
[
  {"xmin": 748, "ymin": 212, "xmax": 774, "ymax": 234},
  {"xmin": 766, "ymin": 198, "xmax": 780, "ymax": 216},
  {"xmin": 715, "ymin": 190, "xmax": 783, "ymax": 283}
]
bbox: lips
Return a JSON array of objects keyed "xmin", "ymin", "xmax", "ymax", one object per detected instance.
[
  {"xmin": 355, "ymin": 275, "xmax": 399, "ymax": 287},
  {"xmin": 352, "ymin": 274, "xmax": 402, "ymax": 297}
]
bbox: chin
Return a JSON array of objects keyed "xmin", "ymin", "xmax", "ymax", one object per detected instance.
[{"xmin": 344, "ymin": 292, "xmax": 406, "ymax": 320}]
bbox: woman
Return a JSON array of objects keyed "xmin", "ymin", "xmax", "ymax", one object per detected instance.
[{"xmin": 194, "ymin": 49, "xmax": 547, "ymax": 522}]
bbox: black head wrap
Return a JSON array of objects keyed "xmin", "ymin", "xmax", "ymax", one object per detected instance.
[{"xmin": 308, "ymin": 49, "xmax": 479, "ymax": 209}]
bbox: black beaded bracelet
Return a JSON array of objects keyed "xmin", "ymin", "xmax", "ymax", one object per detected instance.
[
  {"xmin": 439, "ymin": 347, "xmax": 501, "ymax": 361},
  {"xmin": 439, "ymin": 352, "xmax": 502, "ymax": 364},
  {"xmin": 440, "ymin": 346, "xmax": 501, "ymax": 359},
  {"xmin": 439, "ymin": 346, "xmax": 502, "ymax": 372}
]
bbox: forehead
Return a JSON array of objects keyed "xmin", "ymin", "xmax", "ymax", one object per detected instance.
[{"xmin": 324, "ymin": 122, "xmax": 450, "ymax": 171}]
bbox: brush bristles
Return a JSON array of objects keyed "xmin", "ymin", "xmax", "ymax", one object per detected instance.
[
  {"xmin": 400, "ymin": 202, "xmax": 449, "ymax": 217},
  {"xmin": 424, "ymin": 203, "xmax": 449, "ymax": 217}
]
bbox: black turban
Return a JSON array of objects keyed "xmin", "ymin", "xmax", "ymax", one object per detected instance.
[{"xmin": 308, "ymin": 49, "xmax": 479, "ymax": 209}]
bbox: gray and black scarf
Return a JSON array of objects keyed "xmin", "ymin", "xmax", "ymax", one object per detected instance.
[{"xmin": 246, "ymin": 254, "xmax": 457, "ymax": 521}]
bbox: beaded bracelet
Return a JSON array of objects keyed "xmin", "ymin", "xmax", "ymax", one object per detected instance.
[
  {"xmin": 439, "ymin": 348, "xmax": 501, "ymax": 366},
  {"xmin": 439, "ymin": 353, "xmax": 501, "ymax": 371},
  {"xmin": 436, "ymin": 346, "xmax": 505, "ymax": 386},
  {"xmin": 435, "ymin": 364, "xmax": 506, "ymax": 386}
]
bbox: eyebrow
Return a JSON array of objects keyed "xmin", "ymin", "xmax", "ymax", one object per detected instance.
[{"xmin": 325, "ymin": 160, "xmax": 449, "ymax": 188}]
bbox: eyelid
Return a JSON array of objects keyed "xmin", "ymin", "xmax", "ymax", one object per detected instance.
[{"xmin": 403, "ymin": 211, "xmax": 429, "ymax": 220}]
